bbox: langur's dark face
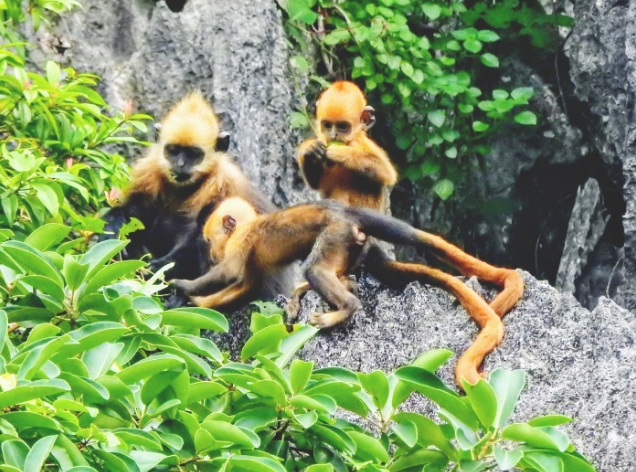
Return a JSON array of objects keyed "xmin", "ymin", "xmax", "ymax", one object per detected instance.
[
  {"xmin": 164, "ymin": 144, "xmax": 205, "ymax": 183},
  {"xmin": 321, "ymin": 120, "xmax": 352, "ymax": 143}
]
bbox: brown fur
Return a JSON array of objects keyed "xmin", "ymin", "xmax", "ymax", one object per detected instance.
[{"xmin": 172, "ymin": 198, "xmax": 519, "ymax": 386}]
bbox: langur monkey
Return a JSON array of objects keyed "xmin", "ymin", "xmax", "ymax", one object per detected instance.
[
  {"xmin": 296, "ymin": 81, "xmax": 524, "ymax": 321},
  {"xmin": 297, "ymin": 81, "xmax": 398, "ymax": 211},
  {"xmin": 172, "ymin": 197, "xmax": 510, "ymax": 386},
  {"xmin": 102, "ymin": 92, "xmax": 290, "ymax": 298}
]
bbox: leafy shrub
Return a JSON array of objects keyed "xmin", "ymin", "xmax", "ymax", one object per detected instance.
[
  {"xmin": 0, "ymin": 225, "xmax": 597, "ymax": 471},
  {"xmin": 283, "ymin": 0, "xmax": 571, "ymax": 200},
  {"xmin": 1, "ymin": 0, "xmax": 151, "ymax": 237}
]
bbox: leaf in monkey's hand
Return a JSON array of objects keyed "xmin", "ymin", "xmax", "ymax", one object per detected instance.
[
  {"xmin": 328, "ymin": 141, "xmax": 346, "ymax": 146},
  {"xmin": 119, "ymin": 218, "xmax": 145, "ymax": 239}
]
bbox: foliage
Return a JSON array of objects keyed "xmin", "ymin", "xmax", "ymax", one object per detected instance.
[
  {"xmin": 283, "ymin": 0, "xmax": 572, "ymax": 200},
  {"xmin": 1, "ymin": 2, "xmax": 151, "ymax": 237},
  {"xmin": 0, "ymin": 226, "xmax": 597, "ymax": 471}
]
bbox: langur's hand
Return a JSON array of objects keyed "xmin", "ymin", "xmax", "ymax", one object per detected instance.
[
  {"xmin": 171, "ymin": 278, "xmax": 196, "ymax": 295},
  {"xmin": 304, "ymin": 141, "xmax": 330, "ymax": 167}
]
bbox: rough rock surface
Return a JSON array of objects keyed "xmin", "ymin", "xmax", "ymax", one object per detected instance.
[
  {"xmin": 296, "ymin": 271, "xmax": 636, "ymax": 472},
  {"xmin": 30, "ymin": 0, "xmax": 312, "ymax": 208},
  {"xmin": 556, "ymin": 178, "xmax": 609, "ymax": 296}
]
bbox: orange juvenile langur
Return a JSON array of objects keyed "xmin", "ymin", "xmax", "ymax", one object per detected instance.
[
  {"xmin": 172, "ymin": 198, "xmax": 510, "ymax": 386},
  {"xmin": 297, "ymin": 81, "xmax": 398, "ymax": 212}
]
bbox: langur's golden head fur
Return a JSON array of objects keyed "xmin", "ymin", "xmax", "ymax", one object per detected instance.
[
  {"xmin": 315, "ymin": 81, "xmax": 369, "ymax": 143},
  {"xmin": 159, "ymin": 92, "xmax": 221, "ymax": 153},
  {"xmin": 203, "ymin": 197, "xmax": 258, "ymax": 262}
]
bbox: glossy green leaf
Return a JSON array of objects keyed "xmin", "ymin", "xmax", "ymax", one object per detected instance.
[
  {"xmin": 115, "ymin": 354, "xmax": 185, "ymax": 385},
  {"xmin": 480, "ymin": 53, "xmax": 499, "ymax": 67},
  {"xmin": 528, "ymin": 415, "xmax": 573, "ymax": 427},
  {"xmin": 79, "ymin": 260, "xmax": 145, "ymax": 300},
  {"xmin": 389, "ymin": 449, "xmax": 448, "ymax": 471},
  {"xmin": 277, "ymin": 324, "xmax": 319, "ymax": 367},
  {"xmin": 2, "ymin": 241, "xmax": 63, "ymax": 286},
  {"xmin": 241, "ymin": 323, "xmax": 290, "ymax": 361},
  {"xmin": 494, "ymin": 445, "xmax": 523, "ymax": 470},
  {"xmin": 514, "ymin": 111, "xmax": 537, "ymax": 125},
  {"xmin": 391, "ymin": 420, "xmax": 417, "ymax": 448},
  {"xmin": 171, "ymin": 333, "xmax": 223, "ymax": 363},
  {"xmin": 521, "ymin": 451, "xmax": 564, "ymax": 472},
  {"xmin": 0, "ymin": 379, "xmax": 70, "ymax": 408},
  {"xmin": 290, "ymin": 359, "xmax": 313, "ymax": 394},
  {"xmin": 161, "ymin": 307, "xmax": 228, "ymax": 332},
  {"xmin": 348, "ymin": 431, "xmax": 389, "ymax": 463},
  {"xmin": 201, "ymin": 421, "xmax": 260, "ymax": 448},
  {"xmin": 226, "ymin": 455, "xmax": 286, "ymax": 472},
  {"xmin": 63, "ymin": 255, "xmax": 90, "ymax": 291},
  {"xmin": 24, "ymin": 224, "xmax": 70, "ymax": 251},
  {"xmin": 427, "ymin": 110, "xmax": 446, "ymax": 127},
  {"xmin": 358, "ymin": 370, "xmax": 390, "ymax": 410},
  {"xmin": 2, "ymin": 440, "xmax": 29, "ymax": 470},
  {"xmin": 490, "ymin": 369, "xmax": 526, "ymax": 428},
  {"xmin": 422, "ymin": 3, "xmax": 441, "ymax": 19},
  {"xmin": 502, "ymin": 423, "xmax": 570, "ymax": 452},
  {"xmin": 433, "ymin": 178, "xmax": 454, "ymax": 200},
  {"xmin": 24, "ymin": 435, "xmax": 57, "ymax": 472},
  {"xmin": 462, "ymin": 378, "xmax": 497, "ymax": 429}
]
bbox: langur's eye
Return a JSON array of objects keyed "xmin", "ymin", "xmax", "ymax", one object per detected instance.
[
  {"xmin": 336, "ymin": 122, "xmax": 351, "ymax": 133},
  {"xmin": 186, "ymin": 147, "xmax": 204, "ymax": 160},
  {"xmin": 165, "ymin": 144, "xmax": 178, "ymax": 155},
  {"xmin": 322, "ymin": 121, "xmax": 333, "ymax": 129}
]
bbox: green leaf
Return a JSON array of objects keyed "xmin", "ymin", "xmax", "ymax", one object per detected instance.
[
  {"xmin": 277, "ymin": 324, "xmax": 319, "ymax": 367},
  {"xmin": 83, "ymin": 342, "xmax": 125, "ymax": 379},
  {"xmin": 478, "ymin": 30, "xmax": 500, "ymax": 42},
  {"xmin": 511, "ymin": 87, "xmax": 534, "ymax": 102},
  {"xmin": 79, "ymin": 239, "xmax": 128, "ymax": 277},
  {"xmin": 501, "ymin": 424, "xmax": 570, "ymax": 452},
  {"xmin": 528, "ymin": 415, "xmax": 573, "ymax": 427},
  {"xmin": 389, "ymin": 449, "xmax": 448, "ymax": 471},
  {"xmin": 427, "ymin": 110, "xmax": 446, "ymax": 127},
  {"xmin": 288, "ymin": 0, "xmax": 318, "ymax": 24},
  {"xmin": 422, "ymin": 3, "xmax": 441, "ymax": 19},
  {"xmin": 392, "ymin": 412, "xmax": 456, "ymax": 458},
  {"xmin": 291, "ymin": 394, "xmax": 336, "ymax": 414},
  {"xmin": 171, "ymin": 334, "xmax": 223, "ymax": 363},
  {"xmin": 445, "ymin": 146, "xmax": 457, "ymax": 159},
  {"xmin": 0, "ymin": 379, "xmax": 70, "ymax": 408},
  {"xmin": 463, "ymin": 39, "xmax": 482, "ymax": 53},
  {"xmin": 290, "ymin": 55, "xmax": 309, "ymax": 73},
  {"xmin": 24, "ymin": 224, "xmax": 70, "ymax": 251},
  {"xmin": 514, "ymin": 111, "xmax": 537, "ymax": 125},
  {"xmin": 226, "ymin": 455, "xmax": 286, "ymax": 472},
  {"xmin": 161, "ymin": 307, "xmax": 228, "ymax": 332},
  {"xmin": 304, "ymin": 465, "xmax": 334, "ymax": 472},
  {"xmin": 310, "ymin": 424, "xmax": 355, "ymax": 455},
  {"xmin": 2, "ymin": 240, "xmax": 63, "ymax": 286},
  {"xmin": 480, "ymin": 53, "xmax": 499, "ymax": 67},
  {"xmin": 114, "ymin": 430, "xmax": 163, "ymax": 451},
  {"xmin": 290, "ymin": 359, "xmax": 313, "ymax": 394},
  {"xmin": 0, "ymin": 310, "xmax": 7, "ymax": 353},
  {"xmin": 116, "ymin": 354, "xmax": 185, "ymax": 385},
  {"xmin": 521, "ymin": 451, "xmax": 564, "ymax": 472},
  {"xmin": 201, "ymin": 421, "xmax": 260, "ymax": 448},
  {"xmin": 188, "ymin": 381, "xmax": 227, "ymax": 404},
  {"xmin": 63, "ymin": 255, "xmax": 90, "ymax": 291},
  {"xmin": 395, "ymin": 366, "xmax": 478, "ymax": 428},
  {"xmin": 493, "ymin": 89, "xmax": 509, "ymax": 100},
  {"xmin": 462, "ymin": 378, "xmax": 497, "ymax": 429},
  {"xmin": 433, "ymin": 179, "xmax": 454, "ymax": 200},
  {"xmin": 490, "ymin": 369, "xmax": 526, "ymax": 428},
  {"xmin": 472, "ymin": 121, "xmax": 489, "ymax": 132},
  {"xmin": 18, "ymin": 275, "xmax": 65, "ymax": 301},
  {"xmin": 494, "ymin": 445, "xmax": 523, "ymax": 470},
  {"xmin": 358, "ymin": 370, "xmax": 390, "ymax": 410},
  {"xmin": 323, "ymin": 29, "xmax": 351, "ymax": 46},
  {"xmin": 24, "ymin": 435, "xmax": 57, "ymax": 472},
  {"xmin": 32, "ymin": 182, "xmax": 60, "ymax": 217},
  {"xmin": 348, "ymin": 431, "xmax": 389, "ymax": 463},
  {"xmin": 391, "ymin": 420, "xmax": 417, "ymax": 448},
  {"xmin": 2, "ymin": 440, "xmax": 29, "ymax": 470},
  {"xmin": 79, "ymin": 260, "xmax": 145, "ymax": 300},
  {"xmin": 250, "ymin": 379, "xmax": 287, "ymax": 405},
  {"xmin": 46, "ymin": 61, "xmax": 61, "ymax": 85},
  {"xmin": 241, "ymin": 324, "xmax": 289, "ymax": 360}
]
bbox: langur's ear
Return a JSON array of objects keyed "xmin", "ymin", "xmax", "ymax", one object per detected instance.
[
  {"xmin": 361, "ymin": 106, "xmax": 376, "ymax": 130},
  {"xmin": 153, "ymin": 122, "xmax": 162, "ymax": 142},
  {"xmin": 222, "ymin": 215, "xmax": 237, "ymax": 234},
  {"xmin": 215, "ymin": 132, "xmax": 231, "ymax": 152}
]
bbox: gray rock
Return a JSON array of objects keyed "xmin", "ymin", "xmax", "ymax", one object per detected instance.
[
  {"xmin": 556, "ymin": 178, "xmax": 609, "ymax": 294},
  {"xmin": 297, "ymin": 271, "xmax": 636, "ymax": 472}
]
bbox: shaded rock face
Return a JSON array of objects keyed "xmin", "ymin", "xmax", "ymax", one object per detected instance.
[{"xmin": 297, "ymin": 271, "xmax": 636, "ymax": 472}]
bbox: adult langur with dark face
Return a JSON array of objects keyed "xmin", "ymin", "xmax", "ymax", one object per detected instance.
[{"xmin": 102, "ymin": 92, "xmax": 292, "ymax": 300}]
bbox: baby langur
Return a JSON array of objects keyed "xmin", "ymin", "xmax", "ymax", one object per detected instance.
[
  {"xmin": 171, "ymin": 197, "xmax": 506, "ymax": 386},
  {"xmin": 297, "ymin": 81, "xmax": 398, "ymax": 211}
]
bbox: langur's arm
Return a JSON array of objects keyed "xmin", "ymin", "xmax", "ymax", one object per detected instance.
[{"xmin": 326, "ymin": 139, "xmax": 398, "ymax": 187}]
